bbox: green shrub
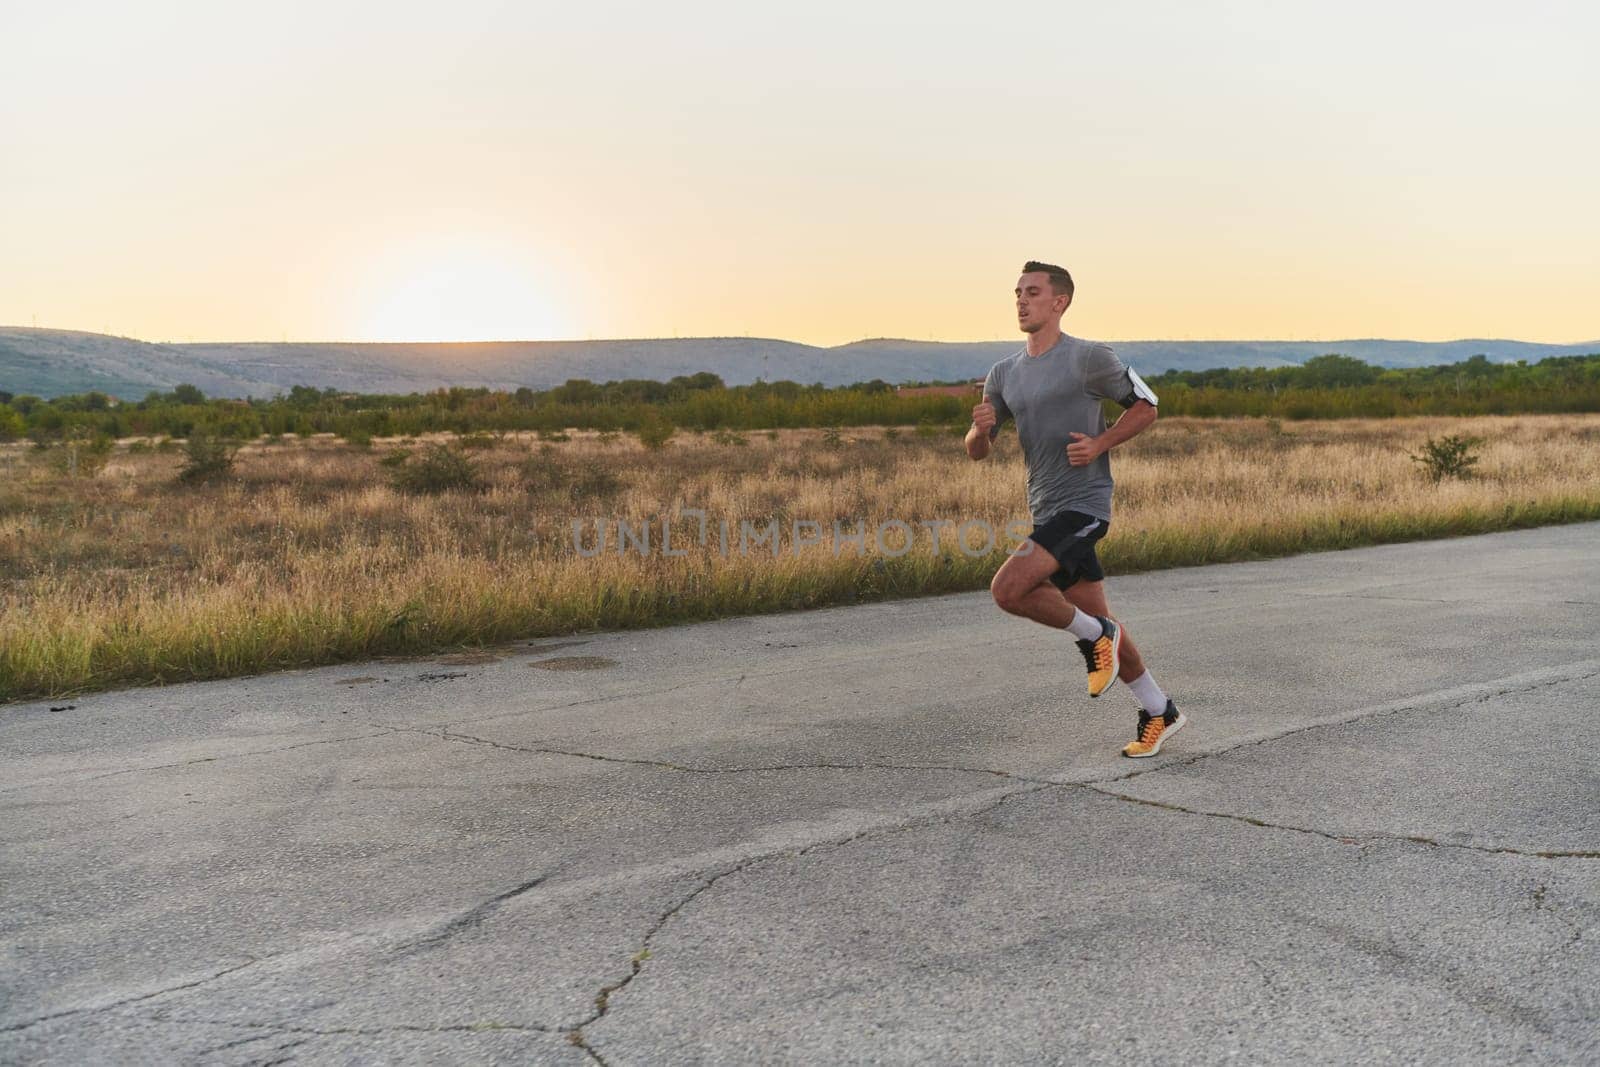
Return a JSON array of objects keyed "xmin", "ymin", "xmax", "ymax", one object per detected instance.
[
  {"xmin": 1410, "ymin": 434, "xmax": 1484, "ymax": 483},
  {"xmin": 390, "ymin": 444, "xmax": 483, "ymax": 494},
  {"xmin": 344, "ymin": 430, "xmax": 373, "ymax": 449},
  {"xmin": 177, "ymin": 432, "xmax": 239, "ymax": 484},
  {"xmin": 457, "ymin": 432, "xmax": 498, "ymax": 450},
  {"xmin": 636, "ymin": 412, "xmax": 676, "ymax": 451},
  {"xmin": 711, "ymin": 429, "xmax": 748, "ymax": 446},
  {"xmin": 0, "ymin": 408, "xmax": 23, "ymax": 442},
  {"xmin": 378, "ymin": 448, "xmax": 412, "ymax": 468}
]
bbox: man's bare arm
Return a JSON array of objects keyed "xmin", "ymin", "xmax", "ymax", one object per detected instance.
[
  {"xmin": 966, "ymin": 397, "xmax": 997, "ymax": 460},
  {"xmin": 1065, "ymin": 399, "xmax": 1156, "ymax": 466}
]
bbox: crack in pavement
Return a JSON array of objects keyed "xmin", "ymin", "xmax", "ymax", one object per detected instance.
[
  {"xmin": 395, "ymin": 874, "xmax": 555, "ymax": 957},
  {"xmin": 191, "ymin": 1030, "xmax": 283, "ymax": 1056},
  {"xmin": 0, "ymin": 954, "xmax": 281, "ymax": 1035},
  {"xmin": 563, "ymin": 857, "xmax": 770, "ymax": 1061},
  {"xmin": 564, "ymin": 778, "xmax": 1059, "ymax": 1062},
  {"xmin": 1087, "ymin": 661, "xmax": 1600, "ymax": 788},
  {"xmin": 0, "ymin": 731, "xmax": 396, "ymax": 795},
  {"xmin": 376, "ymin": 721, "xmax": 1058, "ymax": 784},
  {"xmin": 378, "ymin": 661, "xmax": 1600, "ymax": 866},
  {"xmin": 1076, "ymin": 784, "xmax": 1600, "ymax": 861},
  {"xmin": 252, "ymin": 1038, "xmax": 312, "ymax": 1066},
  {"xmin": 169, "ymin": 1017, "xmax": 555, "ymax": 1038},
  {"xmin": 564, "ymin": 765, "xmax": 1594, "ymax": 1059}
]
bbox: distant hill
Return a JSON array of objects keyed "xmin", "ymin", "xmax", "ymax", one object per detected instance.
[{"xmin": 2, "ymin": 327, "xmax": 1596, "ymax": 400}]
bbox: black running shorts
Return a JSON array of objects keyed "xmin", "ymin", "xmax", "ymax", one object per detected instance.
[{"xmin": 1028, "ymin": 509, "xmax": 1109, "ymax": 591}]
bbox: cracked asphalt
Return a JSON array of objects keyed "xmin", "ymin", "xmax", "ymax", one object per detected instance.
[{"xmin": 3, "ymin": 522, "xmax": 1598, "ymax": 1065}]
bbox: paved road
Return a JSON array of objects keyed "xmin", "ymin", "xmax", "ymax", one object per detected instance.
[{"xmin": 4, "ymin": 524, "xmax": 1598, "ymax": 1065}]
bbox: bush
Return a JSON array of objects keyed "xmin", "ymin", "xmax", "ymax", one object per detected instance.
[
  {"xmin": 49, "ymin": 432, "xmax": 114, "ymax": 478},
  {"xmin": 822, "ymin": 427, "xmax": 844, "ymax": 449},
  {"xmin": 378, "ymin": 447, "xmax": 412, "ymax": 469},
  {"xmin": 1410, "ymin": 434, "xmax": 1484, "ymax": 483},
  {"xmin": 520, "ymin": 452, "xmax": 569, "ymax": 495},
  {"xmin": 520, "ymin": 454, "xmax": 622, "ymax": 498},
  {"xmin": 0, "ymin": 408, "xmax": 23, "ymax": 442},
  {"xmin": 711, "ymin": 429, "xmax": 748, "ymax": 446},
  {"xmin": 390, "ymin": 444, "xmax": 483, "ymax": 494},
  {"xmin": 177, "ymin": 432, "xmax": 239, "ymax": 484},
  {"xmin": 575, "ymin": 467, "xmax": 622, "ymax": 498},
  {"xmin": 344, "ymin": 430, "xmax": 373, "ymax": 449},
  {"xmin": 636, "ymin": 411, "xmax": 676, "ymax": 451},
  {"xmin": 457, "ymin": 432, "xmax": 498, "ymax": 450}
]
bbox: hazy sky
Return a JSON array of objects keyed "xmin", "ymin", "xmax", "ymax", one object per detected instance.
[{"xmin": 4, "ymin": 1, "xmax": 1596, "ymax": 345}]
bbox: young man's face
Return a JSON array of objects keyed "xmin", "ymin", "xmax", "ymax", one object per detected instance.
[{"xmin": 1015, "ymin": 271, "xmax": 1068, "ymax": 334}]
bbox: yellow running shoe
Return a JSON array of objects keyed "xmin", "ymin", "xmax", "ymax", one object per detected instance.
[
  {"xmin": 1122, "ymin": 700, "xmax": 1187, "ymax": 758},
  {"xmin": 1075, "ymin": 616, "xmax": 1121, "ymax": 698}
]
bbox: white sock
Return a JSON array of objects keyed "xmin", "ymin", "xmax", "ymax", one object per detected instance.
[
  {"xmin": 1065, "ymin": 609, "xmax": 1105, "ymax": 643},
  {"xmin": 1127, "ymin": 670, "xmax": 1168, "ymax": 715}
]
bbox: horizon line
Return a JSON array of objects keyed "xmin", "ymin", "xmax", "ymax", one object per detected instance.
[{"xmin": 4, "ymin": 325, "xmax": 1599, "ymax": 349}]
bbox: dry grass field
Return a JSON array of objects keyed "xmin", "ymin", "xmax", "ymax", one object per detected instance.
[{"xmin": 3, "ymin": 414, "xmax": 1599, "ymax": 702}]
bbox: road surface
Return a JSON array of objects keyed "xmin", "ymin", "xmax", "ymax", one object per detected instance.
[{"xmin": 4, "ymin": 523, "xmax": 1598, "ymax": 1064}]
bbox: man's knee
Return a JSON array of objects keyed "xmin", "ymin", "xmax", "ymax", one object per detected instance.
[{"xmin": 990, "ymin": 571, "xmax": 1033, "ymax": 615}]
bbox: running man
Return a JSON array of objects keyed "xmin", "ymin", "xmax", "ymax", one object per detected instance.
[{"xmin": 966, "ymin": 260, "xmax": 1184, "ymax": 758}]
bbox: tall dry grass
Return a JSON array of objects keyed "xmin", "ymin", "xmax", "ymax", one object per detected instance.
[{"xmin": 3, "ymin": 415, "xmax": 1599, "ymax": 702}]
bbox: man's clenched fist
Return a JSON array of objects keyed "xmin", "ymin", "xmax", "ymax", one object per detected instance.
[{"xmin": 972, "ymin": 396, "xmax": 997, "ymax": 435}]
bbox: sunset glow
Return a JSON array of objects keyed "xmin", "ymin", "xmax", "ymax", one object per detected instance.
[
  {"xmin": 2, "ymin": 1, "xmax": 1596, "ymax": 346},
  {"xmin": 351, "ymin": 240, "xmax": 570, "ymax": 343}
]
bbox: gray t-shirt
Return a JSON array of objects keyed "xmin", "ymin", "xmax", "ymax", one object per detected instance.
[{"xmin": 983, "ymin": 334, "xmax": 1144, "ymax": 523}]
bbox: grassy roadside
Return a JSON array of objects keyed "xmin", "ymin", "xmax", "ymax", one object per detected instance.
[{"xmin": 3, "ymin": 415, "xmax": 1598, "ymax": 703}]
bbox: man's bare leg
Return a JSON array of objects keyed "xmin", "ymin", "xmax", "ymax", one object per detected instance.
[
  {"xmin": 1059, "ymin": 580, "xmax": 1145, "ymax": 684},
  {"xmin": 989, "ymin": 542, "xmax": 1075, "ymax": 625},
  {"xmin": 1064, "ymin": 579, "xmax": 1185, "ymax": 757},
  {"xmin": 990, "ymin": 547, "xmax": 1145, "ymax": 679},
  {"xmin": 989, "ymin": 544, "xmax": 1123, "ymax": 700},
  {"xmin": 990, "ymin": 540, "xmax": 1183, "ymax": 753}
]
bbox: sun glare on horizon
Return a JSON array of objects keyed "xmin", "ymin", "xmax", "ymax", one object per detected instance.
[{"xmin": 350, "ymin": 241, "xmax": 571, "ymax": 344}]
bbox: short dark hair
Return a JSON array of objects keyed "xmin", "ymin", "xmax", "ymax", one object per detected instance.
[{"xmin": 1021, "ymin": 260, "xmax": 1074, "ymax": 300}]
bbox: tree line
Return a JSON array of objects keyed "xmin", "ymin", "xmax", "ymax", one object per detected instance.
[{"xmin": 2, "ymin": 352, "xmax": 1598, "ymax": 445}]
